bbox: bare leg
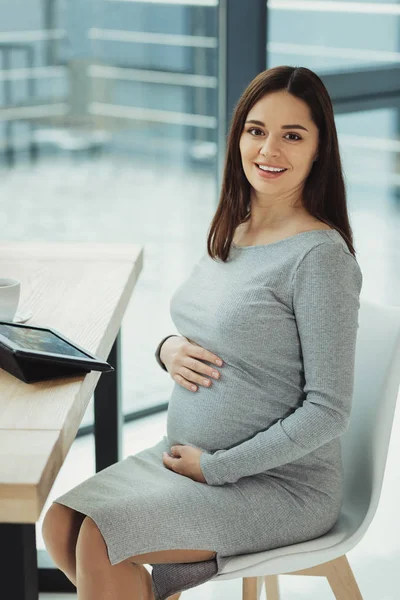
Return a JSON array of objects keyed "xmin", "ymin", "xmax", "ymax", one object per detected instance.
[
  {"xmin": 77, "ymin": 560, "xmax": 153, "ymax": 600},
  {"xmin": 42, "ymin": 503, "xmax": 86, "ymax": 587},
  {"xmin": 76, "ymin": 517, "xmax": 214, "ymax": 599},
  {"xmin": 75, "ymin": 516, "xmax": 151, "ymax": 600},
  {"xmin": 76, "ymin": 560, "xmax": 183, "ymax": 600}
]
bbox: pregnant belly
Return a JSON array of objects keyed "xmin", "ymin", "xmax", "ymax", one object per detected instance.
[{"xmin": 166, "ymin": 368, "xmax": 277, "ymax": 452}]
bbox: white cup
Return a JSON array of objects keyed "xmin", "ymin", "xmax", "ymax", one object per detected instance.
[{"xmin": 0, "ymin": 278, "xmax": 21, "ymax": 321}]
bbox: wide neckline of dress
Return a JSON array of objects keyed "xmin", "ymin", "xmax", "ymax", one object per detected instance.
[{"xmin": 231, "ymin": 228, "xmax": 338, "ymax": 250}]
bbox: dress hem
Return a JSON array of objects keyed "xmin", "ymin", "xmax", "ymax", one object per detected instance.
[{"xmin": 53, "ymin": 497, "xmax": 222, "ymax": 568}]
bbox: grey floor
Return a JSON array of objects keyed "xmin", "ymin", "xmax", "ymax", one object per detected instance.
[{"xmin": 1, "ymin": 146, "xmax": 399, "ymax": 599}]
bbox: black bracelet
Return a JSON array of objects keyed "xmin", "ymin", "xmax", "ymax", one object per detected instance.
[{"xmin": 155, "ymin": 335, "xmax": 180, "ymax": 371}]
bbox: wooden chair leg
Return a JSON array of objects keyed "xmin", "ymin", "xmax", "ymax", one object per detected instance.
[
  {"xmin": 323, "ymin": 555, "xmax": 363, "ymax": 600},
  {"xmin": 284, "ymin": 554, "xmax": 363, "ymax": 600},
  {"xmin": 264, "ymin": 575, "xmax": 280, "ymax": 600},
  {"xmin": 243, "ymin": 576, "xmax": 264, "ymax": 600}
]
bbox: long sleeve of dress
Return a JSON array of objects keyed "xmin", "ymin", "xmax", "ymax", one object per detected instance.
[{"xmin": 199, "ymin": 242, "xmax": 363, "ymax": 486}]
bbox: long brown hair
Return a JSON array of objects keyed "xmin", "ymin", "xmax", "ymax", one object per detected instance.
[{"xmin": 207, "ymin": 65, "xmax": 356, "ymax": 261}]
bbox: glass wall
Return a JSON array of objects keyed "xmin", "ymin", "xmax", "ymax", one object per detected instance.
[
  {"xmin": 267, "ymin": 0, "xmax": 400, "ymax": 73},
  {"xmin": 335, "ymin": 103, "xmax": 400, "ymax": 305},
  {"xmin": 0, "ymin": 0, "xmax": 219, "ymax": 427},
  {"xmin": 89, "ymin": 0, "xmax": 218, "ymax": 161}
]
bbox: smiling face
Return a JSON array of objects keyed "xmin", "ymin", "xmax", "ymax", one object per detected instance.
[{"xmin": 239, "ymin": 90, "xmax": 319, "ymax": 206}]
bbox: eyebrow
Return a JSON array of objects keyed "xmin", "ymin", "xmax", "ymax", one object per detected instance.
[{"xmin": 245, "ymin": 119, "xmax": 308, "ymax": 132}]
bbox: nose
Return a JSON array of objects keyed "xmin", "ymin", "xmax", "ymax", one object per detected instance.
[{"xmin": 259, "ymin": 135, "xmax": 281, "ymax": 158}]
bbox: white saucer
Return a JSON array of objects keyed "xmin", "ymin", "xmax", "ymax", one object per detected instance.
[{"xmin": 13, "ymin": 309, "xmax": 33, "ymax": 324}]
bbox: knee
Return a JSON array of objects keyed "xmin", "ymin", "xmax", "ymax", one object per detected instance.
[
  {"xmin": 76, "ymin": 516, "xmax": 110, "ymax": 572},
  {"xmin": 42, "ymin": 503, "xmax": 85, "ymax": 558},
  {"xmin": 42, "ymin": 503, "xmax": 65, "ymax": 547}
]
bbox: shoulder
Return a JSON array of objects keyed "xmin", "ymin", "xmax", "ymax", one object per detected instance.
[{"xmin": 293, "ymin": 238, "xmax": 363, "ymax": 294}]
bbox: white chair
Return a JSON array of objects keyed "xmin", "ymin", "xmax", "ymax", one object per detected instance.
[{"xmin": 206, "ymin": 299, "xmax": 400, "ymax": 599}]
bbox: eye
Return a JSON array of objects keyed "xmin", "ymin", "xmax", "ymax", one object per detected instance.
[
  {"xmin": 247, "ymin": 128, "xmax": 302, "ymax": 141},
  {"xmin": 285, "ymin": 133, "xmax": 302, "ymax": 141},
  {"xmin": 248, "ymin": 127, "xmax": 263, "ymax": 136}
]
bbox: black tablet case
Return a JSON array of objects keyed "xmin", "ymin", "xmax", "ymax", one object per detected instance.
[
  {"xmin": 0, "ymin": 345, "xmax": 93, "ymax": 383},
  {"xmin": 0, "ymin": 327, "xmax": 114, "ymax": 384}
]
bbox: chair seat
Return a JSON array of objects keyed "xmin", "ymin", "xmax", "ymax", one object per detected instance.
[{"xmin": 213, "ymin": 504, "xmax": 366, "ymax": 580}]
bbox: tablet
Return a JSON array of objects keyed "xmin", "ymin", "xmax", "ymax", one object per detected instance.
[{"xmin": 0, "ymin": 321, "xmax": 113, "ymax": 373}]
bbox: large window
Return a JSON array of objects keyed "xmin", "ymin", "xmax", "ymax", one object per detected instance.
[
  {"xmin": 267, "ymin": 0, "xmax": 400, "ymax": 72},
  {"xmin": 0, "ymin": 0, "xmax": 219, "ymax": 429}
]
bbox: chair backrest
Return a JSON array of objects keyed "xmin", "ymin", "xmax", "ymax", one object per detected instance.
[{"xmin": 341, "ymin": 299, "xmax": 400, "ymax": 523}]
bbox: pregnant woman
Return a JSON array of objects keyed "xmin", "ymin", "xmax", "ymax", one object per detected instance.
[{"xmin": 42, "ymin": 65, "xmax": 363, "ymax": 600}]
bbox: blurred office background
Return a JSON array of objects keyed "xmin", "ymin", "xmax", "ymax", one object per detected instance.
[{"xmin": 1, "ymin": 1, "xmax": 399, "ymax": 598}]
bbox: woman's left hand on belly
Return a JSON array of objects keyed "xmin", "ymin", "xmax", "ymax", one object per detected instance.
[{"xmin": 162, "ymin": 445, "xmax": 206, "ymax": 483}]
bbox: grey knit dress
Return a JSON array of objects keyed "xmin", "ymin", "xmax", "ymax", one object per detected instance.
[{"xmin": 54, "ymin": 228, "xmax": 363, "ymax": 599}]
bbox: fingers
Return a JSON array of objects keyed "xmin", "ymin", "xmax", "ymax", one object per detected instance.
[
  {"xmin": 162, "ymin": 452, "xmax": 181, "ymax": 474},
  {"xmin": 179, "ymin": 357, "xmax": 222, "ymax": 391},
  {"xmin": 163, "ymin": 445, "xmax": 183, "ymax": 466},
  {"xmin": 173, "ymin": 343, "xmax": 224, "ymax": 393},
  {"xmin": 170, "ymin": 445, "xmax": 183, "ymax": 456},
  {"xmin": 185, "ymin": 340, "xmax": 223, "ymax": 367}
]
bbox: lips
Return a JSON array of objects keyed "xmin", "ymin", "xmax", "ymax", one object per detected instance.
[
  {"xmin": 255, "ymin": 163, "xmax": 287, "ymax": 171},
  {"xmin": 254, "ymin": 163, "xmax": 287, "ymax": 180}
]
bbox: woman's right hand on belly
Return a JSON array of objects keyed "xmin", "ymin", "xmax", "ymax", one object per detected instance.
[{"xmin": 160, "ymin": 336, "xmax": 224, "ymax": 393}]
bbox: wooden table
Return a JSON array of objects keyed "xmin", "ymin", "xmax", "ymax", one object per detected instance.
[{"xmin": 0, "ymin": 242, "xmax": 144, "ymax": 600}]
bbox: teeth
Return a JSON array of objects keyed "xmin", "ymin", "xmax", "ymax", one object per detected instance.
[{"xmin": 258, "ymin": 164, "xmax": 285, "ymax": 172}]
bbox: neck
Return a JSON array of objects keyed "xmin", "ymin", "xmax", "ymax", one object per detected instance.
[{"xmin": 245, "ymin": 205, "xmax": 309, "ymax": 232}]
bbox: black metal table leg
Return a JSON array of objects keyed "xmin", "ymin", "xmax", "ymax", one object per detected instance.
[
  {"xmin": 0, "ymin": 523, "xmax": 38, "ymax": 600},
  {"xmin": 94, "ymin": 330, "xmax": 122, "ymax": 472},
  {"xmin": 36, "ymin": 329, "xmax": 122, "ymax": 594}
]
